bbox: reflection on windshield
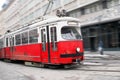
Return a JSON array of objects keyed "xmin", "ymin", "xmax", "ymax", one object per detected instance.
[{"xmin": 61, "ymin": 27, "xmax": 81, "ymax": 40}]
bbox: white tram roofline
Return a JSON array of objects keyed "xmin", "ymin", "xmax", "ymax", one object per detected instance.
[
  {"xmin": 4, "ymin": 17, "xmax": 80, "ymax": 36},
  {"xmin": 29, "ymin": 17, "xmax": 80, "ymax": 28}
]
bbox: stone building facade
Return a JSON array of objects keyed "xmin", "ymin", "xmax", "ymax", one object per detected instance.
[{"xmin": 0, "ymin": 0, "xmax": 120, "ymax": 50}]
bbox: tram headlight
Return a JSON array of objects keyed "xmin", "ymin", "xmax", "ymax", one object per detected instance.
[{"xmin": 76, "ymin": 47, "xmax": 80, "ymax": 52}]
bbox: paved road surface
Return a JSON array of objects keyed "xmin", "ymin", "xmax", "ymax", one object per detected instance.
[{"xmin": 0, "ymin": 51, "xmax": 120, "ymax": 80}]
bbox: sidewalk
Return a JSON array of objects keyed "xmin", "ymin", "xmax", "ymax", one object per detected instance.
[
  {"xmin": 84, "ymin": 51, "xmax": 120, "ymax": 60},
  {"xmin": 84, "ymin": 51, "xmax": 120, "ymax": 66},
  {"xmin": 85, "ymin": 51, "xmax": 120, "ymax": 55}
]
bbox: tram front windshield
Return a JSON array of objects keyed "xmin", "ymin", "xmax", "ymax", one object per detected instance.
[{"xmin": 61, "ymin": 27, "xmax": 81, "ymax": 40}]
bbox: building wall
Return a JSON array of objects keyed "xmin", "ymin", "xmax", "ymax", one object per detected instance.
[
  {"xmin": 0, "ymin": 0, "xmax": 99, "ymax": 34},
  {"xmin": 0, "ymin": 0, "xmax": 120, "ymax": 50},
  {"xmin": 81, "ymin": 21, "xmax": 120, "ymax": 51},
  {"xmin": 68, "ymin": 0, "xmax": 120, "ymax": 26},
  {"xmin": 70, "ymin": 0, "xmax": 120, "ymax": 50}
]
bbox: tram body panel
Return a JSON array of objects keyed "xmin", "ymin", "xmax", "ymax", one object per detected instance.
[
  {"xmin": 4, "ymin": 47, "xmax": 11, "ymax": 59},
  {"xmin": 58, "ymin": 40, "xmax": 84, "ymax": 64},
  {"xmin": 12, "ymin": 44, "xmax": 42, "ymax": 62},
  {"xmin": 0, "ymin": 48, "xmax": 5, "ymax": 59}
]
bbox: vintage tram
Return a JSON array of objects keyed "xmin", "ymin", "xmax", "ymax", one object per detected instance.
[{"xmin": 0, "ymin": 16, "xmax": 84, "ymax": 67}]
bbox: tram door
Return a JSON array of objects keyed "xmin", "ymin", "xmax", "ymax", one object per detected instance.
[
  {"xmin": 0, "ymin": 38, "xmax": 5, "ymax": 58},
  {"xmin": 5, "ymin": 37, "xmax": 10, "ymax": 59},
  {"xmin": 40, "ymin": 26, "xmax": 57, "ymax": 63},
  {"xmin": 41, "ymin": 26, "xmax": 51, "ymax": 63},
  {"xmin": 9, "ymin": 36, "xmax": 14, "ymax": 59}
]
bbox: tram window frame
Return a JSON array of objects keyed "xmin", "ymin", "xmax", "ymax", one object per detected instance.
[
  {"xmin": 50, "ymin": 27, "xmax": 57, "ymax": 51},
  {"xmin": 29, "ymin": 29, "xmax": 38, "ymax": 43},
  {"xmin": 6, "ymin": 38, "xmax": 9, "ymax": 47},
  {"xmin": 12, "ymin": 36, "xmax": 15, "ymax": 46},
  {"xmin": 41, "ymin": 29, "xmax": 46, "ymax": 51},
  {"xmin": 22, "ymin": 32, "xmax": 28, "ymax": 44},
  {"xmin": 0, "ymin": 39, "xmax": 3, "ymax": 48},
  {"xmin": 61, "ymin": 27, "xmax": 81, "ymax": 40},
  {"xmin": 9, "ymin": 37, "xmax": 12, "ymax": 46},
  {"xmin": 15, "ymin": 34, "xmax": 21, "ymax": 45}
]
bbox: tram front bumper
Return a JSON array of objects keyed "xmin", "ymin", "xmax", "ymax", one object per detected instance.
[
  {"xmin": 60, "ymin": 52, "xmax": 84, "ymax": 58},
  {"xmin": 60, "ymin": 52, "xmax": 84, "ymax": 64}
]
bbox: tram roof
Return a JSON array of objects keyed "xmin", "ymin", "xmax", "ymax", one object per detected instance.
[
  {"xmin": 4, "ymin": 16, "xmax": 80, "ymax": 36},
  {"xmin": 29, "ymin": 16, "xmax": 80, "ymax": 28}
]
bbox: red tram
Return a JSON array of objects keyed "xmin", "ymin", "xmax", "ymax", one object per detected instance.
[{"xmin": 0, "ymin": 16, "xmax": 84, "ymax": 67}]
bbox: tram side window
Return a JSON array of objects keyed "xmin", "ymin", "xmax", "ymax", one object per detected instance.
[
  {"xmin": 50, "ymin": 27, "xmax": 57, "ymax": 51},
  {"xmin": 0, "ymin": 39, "xmax": 3, "ymax": 48},
  {"xmin": 6, "ymin": 38, "xmax": 8, "ymax": 47},
  {"xmin": 12, "ymin": 37, "xmax": 14, "ymax": 46},
  {"xmin": 41, "ymin": 29, "xmax": 46, "ymax": 51},
  {"xmin": 29, "ymin": 29, "xmax": 38, "ymax": 43},
  {"xmin": 22, "ymin": 32, "xmax": 28, "ymax": 44},
  {"xmin": 15, "ymin": 34, "xmax": 21, "ymax": 45}
]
